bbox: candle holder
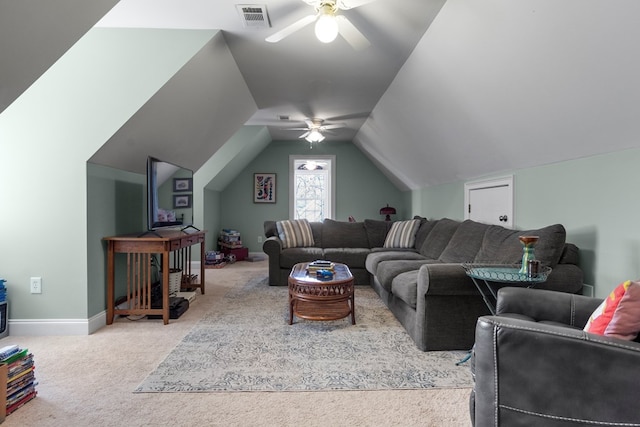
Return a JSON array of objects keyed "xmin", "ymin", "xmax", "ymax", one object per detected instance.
[{"xmin": 518, "ymin": 235, "xmax": 539, "ymax": 275}]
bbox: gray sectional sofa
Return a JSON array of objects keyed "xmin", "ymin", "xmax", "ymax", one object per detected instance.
[{"xmin": 263, "ymin": 217, "xmax": 583, "ymax": 351}]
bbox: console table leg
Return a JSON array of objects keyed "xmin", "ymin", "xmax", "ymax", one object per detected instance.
[
  {"xmin": 106, "ymin": 242, "xmax": 115, "ymax": 325},
  {"xmin": 162, "ymin": 250, "xmax": 170, "ymax": 325}
]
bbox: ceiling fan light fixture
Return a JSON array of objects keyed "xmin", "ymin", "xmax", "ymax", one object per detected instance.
[
  {"xmin": 305, "ymin": 129, "xmax": 325, "ymax": 143},
  {"xmin": 315, "ymin": 6, "xmax": 339, "ymax": 43}
]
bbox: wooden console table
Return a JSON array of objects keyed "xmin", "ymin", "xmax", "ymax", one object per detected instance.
[{"xmin": 104, "ymin": 230, "xmax": 207, "ymax": 325}]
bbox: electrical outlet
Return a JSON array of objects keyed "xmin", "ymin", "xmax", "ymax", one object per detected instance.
[
  {"xmin": 258, "ymin": 235, "xmax": 263, "ymax": 243},
  {"xmin": 30, "ymin": 277, "xmax": 42, "ymax": 294}
]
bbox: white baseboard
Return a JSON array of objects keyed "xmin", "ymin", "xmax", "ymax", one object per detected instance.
[
  {"xmin": 248, "ymin": 252, "xmax": 267, "ymax": 259},
  {"xmin": 9, "ymin": 311, "xmax": 106, "ymax": 336}
]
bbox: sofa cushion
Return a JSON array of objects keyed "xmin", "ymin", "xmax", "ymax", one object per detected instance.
[
  {"xmin": 474, "ymin": 223, "xmax": 566, "ymax": 267},
  {"xmin": 584, "ymin": 280, "xmax": 640, "ymax": 341},
  {"xmin": 391, "ymin": 270, "xmax": 419, "ymax": 309},
  {"xmin": 365, "ymin": 250, "xmax": 426, "ymax": 275},
  {"xmin": 559, "ymin": 243, "xmax": 579, "ymax": 265},
  {"xmin": 264, "ymin": 220, "xmax": 278, "ymax": 238},
  {"xmin": 414, "ymin": 217, "xmax": 436, "ymax": 251},
  {"xmin": 364, "ymin": 219, "xmax": 392, "ymax": 248},
  {"xmin": 419, "ymin": 218, "xmax": 461, "ymax": 259},
  {"xmin": 323, "ymin": 248, "xmax": 370, "ymax": 269},
  {"xmin": 376, "ymin": 259, "xmax": 433, "ymax": 292},
  {"xmin": 280, "ymin": 247, "xmax": 324, "ymax": 268},
  {"xmin": 384, "ymin": 219, "xmax": 421, "ymax": 248},
  {"xmin": 438, "ymin": 220, "xmax": 490, "ymax": 263},
  {"xmin": 322, "ymin": 219, "xmax": 369, "ymax": 248},
  {"xmin": 276, "ymin": 219, "xmax": 315, "ymax": 248}
]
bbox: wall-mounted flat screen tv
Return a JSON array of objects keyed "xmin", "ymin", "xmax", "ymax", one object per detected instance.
[{"xmin": 146, "ymin": 156, "xmax": 194, "ymax": 231}]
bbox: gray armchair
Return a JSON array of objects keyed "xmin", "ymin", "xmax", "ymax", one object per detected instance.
[{"xmin": 470, "ymin": 287, "xmax": 640, "ymax": 426}]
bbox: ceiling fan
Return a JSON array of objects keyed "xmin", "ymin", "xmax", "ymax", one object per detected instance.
[
  {"xmin": 265, "ymin": 0, "xmax": 376, "ymax": 50},
  {"xmin": 282, "ymin": 118, "xmax": 346, "ymax": 145}
]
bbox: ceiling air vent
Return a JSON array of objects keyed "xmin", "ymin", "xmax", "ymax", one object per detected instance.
[{"xmin": 236, "ymin": 4, "xmax": 271, "ymax": 28}]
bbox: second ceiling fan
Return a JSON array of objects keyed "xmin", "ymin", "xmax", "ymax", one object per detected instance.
[
  {"xmin": 265, "ymin": 0, "xmax": 376, "ymax": 50},
  {"xmin": 282, "ymin": 118, "xmax": 346, "ymax": 144}
]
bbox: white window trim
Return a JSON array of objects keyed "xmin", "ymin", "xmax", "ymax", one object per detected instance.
[{"xmin": 289, "ymin": 155, "xmax": 336, "ymax": 220}]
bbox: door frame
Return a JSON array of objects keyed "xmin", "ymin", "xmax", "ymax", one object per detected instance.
[{"xmin": 464, "ymin": 175, "xmax": 514, "ymax": 228}]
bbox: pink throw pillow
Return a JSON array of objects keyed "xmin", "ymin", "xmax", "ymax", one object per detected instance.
[{"xmin": 584, "ymin": 280, "xmax": 640, "ymax": 340}]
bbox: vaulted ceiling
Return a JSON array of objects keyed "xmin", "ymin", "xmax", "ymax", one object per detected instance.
[{"xmin": 3, "ymin": 0, "xmax": 640, "ymax": 191}]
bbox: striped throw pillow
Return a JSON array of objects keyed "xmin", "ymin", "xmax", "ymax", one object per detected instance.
[
  {"xmin": 276, "ymin": 219, "xmax": 315, "ymax": 249},
  {"xmin": 383, "ymin": 219, "xmax": 421, "ymax": 248}
]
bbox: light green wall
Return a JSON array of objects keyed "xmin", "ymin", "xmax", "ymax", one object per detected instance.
[
  {"xmin": 157, "ymin": 168, "xmax": 192, "ymax": 225},
  {"xmin": 0, "ymin": 27, "xmax": 215, "ymax": 321},
  {"xmin": 203, "ymin": 189, "xmax": 222, "ymax": 253},
  {"xmin": 419, "ymin": 147, "xmax": 640, "ymax": 298},
  {"xmin": 218, "ymin": 140, "xmax": 408, "ymax": 253},
  {"xmin": 197, "ymin": 126, "xmax": 272, "ymax": 252},
  {"xmin": 420, "ymin": 181, "xmax": 465, "ymax": 221},
  {"xmin": 87, "ymin": 164, "xmax": 145, "ymax": 316}
]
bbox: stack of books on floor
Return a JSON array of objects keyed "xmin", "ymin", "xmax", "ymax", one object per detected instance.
[
  {"xmin": 204, "ymin": 250, "xmax": 226, "ymax": 267},
  {"xmin": 218, "ymin": 229, "xmax": 243, "ymax": 249},
  {"xmin": 0, "ymin": 345, "xmax": 37, "ymax": 419}
]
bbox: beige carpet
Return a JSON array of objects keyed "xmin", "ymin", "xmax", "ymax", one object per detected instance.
[{"xmin": 0, "ymin": 260, "xmax": 472, "ymax": 426}]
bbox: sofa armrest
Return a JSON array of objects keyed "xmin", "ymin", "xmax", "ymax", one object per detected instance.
[
  {"xmin": 539, "ymin": 263, "xmax": 584, "ymax": 294},
  {"xmin": 262, "ymin": 235, "xmax": 282, "ymax": 255},
  {"xmin": 263, "ymin": 236, "xmax": 283, "ymax": 286},
  {"xmin": 473, "ymin": 315, "xmax": 640, "ymax": 426},
  {"xmin": 496, "ymin": 287, "xmax": 602, "ymax": 328},
  {"xmin": 416, "ymin": 263, "xmax": 479, "ymax": 296}
]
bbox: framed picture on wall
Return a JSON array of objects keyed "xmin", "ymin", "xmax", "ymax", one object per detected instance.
[
  {"xmin": 173, "ymin": 194, "xmax": 192, "ymax": 208},
  {"xmin": 173, "ymin": 178, "xmax": 193, "ymax": 192},
  {"xmin": 254, "ymin": 173, "xmax": 276, "ymax": 203}
]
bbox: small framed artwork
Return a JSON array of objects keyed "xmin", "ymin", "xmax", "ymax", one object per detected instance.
[
  {"xmin": 254, "ymin": 173, "xmax": 276, "ymax": 203},
  {"xmin": 173, "ymin": 194, "xmax": 192, "ymax": 208},
  {"xmin": 173, "ymin": 178, "xmax": 193, "ymax": 192}
]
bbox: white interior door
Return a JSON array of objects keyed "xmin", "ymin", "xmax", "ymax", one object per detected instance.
[{"xmin": 464, "ymin": 176, "xmax": 513, "ymax": 228}]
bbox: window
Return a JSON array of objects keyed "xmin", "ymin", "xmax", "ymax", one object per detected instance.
[{"xmin": 289, "ymin": 155, "xmax": 335, "ymax": 221}]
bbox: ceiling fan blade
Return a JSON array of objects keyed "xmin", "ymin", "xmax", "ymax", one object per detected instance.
[
  {"xmin": 336, "ymin": 15, "xmax": 370, "ymax": 50},
  {"xmin": 281, "ymin": 127, "xmax": 311, "ymax": 131},
  {"xmin": 326, "ymin": 112, "xmax": 371, "ymax": 121},
  {"xmin": 337, "ymin": 0, "xmax": 377, "ymax": 10},
  {"xmin": 265, "ymin": 14, "xmax": 317, "ymax": 43},
  {"xmin": 299, "ymin": 131, "xmax": 311, "ymax": 139},
  {"xmin": 322, "ymin": 123, "xmax": 346, "ymax": 130}
]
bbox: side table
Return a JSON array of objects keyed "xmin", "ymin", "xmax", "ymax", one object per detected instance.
[
  {"xmin": 456, "ymin": 263, "xmax": 552, "ymax": 366},
  {"xmin": 463, "ymin": 263, "xmax": 552, "ymax": 315}
]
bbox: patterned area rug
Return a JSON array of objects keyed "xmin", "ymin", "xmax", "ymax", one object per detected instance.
[{"xmin": 135, "ymin": 276, "xmax": 472, "ymax": 392}]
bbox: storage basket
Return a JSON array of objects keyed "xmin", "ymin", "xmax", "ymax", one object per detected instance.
[{"xmin": 168, "ymin": 268, "xmax": 182, "ymax": 296}]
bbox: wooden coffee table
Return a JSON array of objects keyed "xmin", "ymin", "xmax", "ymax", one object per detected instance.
[{"xmin": 288, "ymin": 262, "xmax": 355, "ymax": 325}]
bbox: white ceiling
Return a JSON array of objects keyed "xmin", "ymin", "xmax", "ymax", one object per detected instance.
[
  {"xmin": 5, "ymin": 0, "xmax": 640, "ymax": 191},
  {"xmin": 361, "ymin": 0, "xmax": 640, "ymax": 189},
  {"xmin": 96, "ymin": 0, "xmax": 444, "ymax": 144}
]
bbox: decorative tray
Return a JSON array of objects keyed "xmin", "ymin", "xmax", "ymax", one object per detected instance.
[{"xmin": 462, "ymin": 263, "xmax": 552, "ymax": 283}]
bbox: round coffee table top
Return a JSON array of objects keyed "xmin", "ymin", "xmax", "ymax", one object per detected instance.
[{"xmin": 288, "ymin": 262, "xmax": 353, "ymax": 285}]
